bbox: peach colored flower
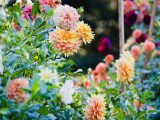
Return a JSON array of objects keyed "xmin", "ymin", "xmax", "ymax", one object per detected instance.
[
  {"xmin": 6, "ymin": 78, "xmax": 29, "ymax": 103},
  {"xmin": 105, "ymin": 54, "xmax": 114, "ymax": 65},
  {"xmin": 132, "ymin": 29, "xmax": 142, "ymax": 39},
  {"xmin": 85, "ymin": 94, "xmax": 106, "ymax": 120},
  {"xmin": 124, "ymin": 0, "xmax": 135, "ymax": 14},
  {"xmin": 131, "ymin": 45, "xmax": 140, "ymax": 60},
  {"xmin": 143, "ymin": 41, "xmax": 155, "ymax": 52},
  {"xmin": 116, "ymin": 51, "xmax": 134, "ymax": 83},
  {"xmin": 22, "ymin": 5, "xmax": 35, "ymax": 21},
  {"xmin": 95, "ymin": 63, "xmax": 106, "ymax": 73},
  {"xmin": 49, "ymin": 28, "xmax": 82, "ymax": 56},
  {"xmin": 77, "ymin": 21, "xmax": 94, "ymax": 44},
  {"xmin": 92, "ymin": 63, "xmax": 108, "ymax": 85},
  {"xmin": 39, "ymin": 0, "xmax": 61, "ymax": 11},
  {"xmin": 133, "ymin": 100, "xmax": 140, "ymax": 110},
  {"xmin": 54, "ymin": 5, "xmax": 80, "ymax": 30}
]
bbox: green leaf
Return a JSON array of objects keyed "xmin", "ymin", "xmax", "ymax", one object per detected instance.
[
  {"xmin": 127, "ymin": 105, "xmax": 136, "ymax": 116},
  {"xmin": 99, "ymin": 80, "xmax": 106, "ymax": 88},
  {"xmin": 117, "ymin": 110, "xmax": 124, "ymax": 120},
  {"xmin": 31, "ymin": 1, "xmax": 39, "ymax": 16},
  {"xmin": 36, "ymin": 105, "xmax": 49, "ymax": 115},
  {"xmin": 34, "ymin": 18, "xmax": 42, "ymax": 29},
  {"xmin": 106, "ymin": 88, "xmax": 118, "ymax": 96},
  {"xmin": 0, "ymin": 108, "xmax": 9, "ymax": 115}
]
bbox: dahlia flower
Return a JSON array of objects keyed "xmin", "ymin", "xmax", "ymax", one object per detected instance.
[
  {"xmin": 105, "ymin": 54, "xmax": 114, "ymax": 65},
  {"xmin": 39, "ymin": 0, "xmax": 61, "ymax": 11},
  {"xmin": 49, "ymin": 28, "xmax": 82, "ymax": 56},
  {"xmin": 85, "ymin": 94, "xmax": 106, "ymax": 120},
  {"xmin": 95, "ymin": 63, "xmax": 106, "ymax": 73},
  {"xmin": 143, "ymin": 14, "xmax": 151, "ymax": 25},
  {"xmin": 6, "ymin": 78, "xmax": 29, "ymax": 103},
  {"xmin": 135, "ymin": 33, "xmax": 147, "ymax": 43},
  {"xmin": 22, "ymin": 5, "xmax": 35, "ymax": 21},
  {"xmin": 39, "ymin": 68, "xmax": 54, "ymax": 83},
  {"xmin": 54, "ymin": 5, "xmax": 80, "ymax": 30},
  {"xmin": 143, "ymin": 41, "xmax": 155, "ymax": 52},
  {"xmin": 77, "ymin": 21, "xmax": 94, "ymax": 44},
  {"xmin": 132, "ymin": 29, "xmax": 142, "ymax": 39},
  {"xmin": 133, "ymin": 99, "xmax": 140, "ymax": 110},
  {"xmin": 92, "ymin": 63, "xmax": 108, "ymax": 85},
  {"xmin": 116, "ymin": 51, "xmax": 135, "ymax": 83},
  {"xmin": 131, "ymin": 45, "xmax": 140, "ymax": 60},
  {"xmin": 98, "ymin": 37, "xmax": 111, "ymax": 55},
  {"xmin": 124, "ymin": 0, "xmax": 135, "ymax": 14},
  {"xmin": 124, "ymin": 10, "xmax": 137, "ymax": 26},
  {"xmin": 59, "ymin": 80, "xmax": 75, "ymax": 104}
]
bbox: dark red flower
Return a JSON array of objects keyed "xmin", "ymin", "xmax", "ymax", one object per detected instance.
[
  {"xmin": 136, "ymin": 33, "xmax": 147, "ymax": 43},
  {"xmin": 124, "ymin": 10, "xmax": 138, "ymax": 26},
  {"xmin": 98, "ymin": 37, "xmax": 111, "ymax": 55},
  {"xmin": 143, "ymin": 14, "xmax": 151, "ymax": 25}
]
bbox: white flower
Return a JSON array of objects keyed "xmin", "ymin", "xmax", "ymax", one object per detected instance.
[
  {"xmin": 39, "ymin": 68, "xmax": 54, "ymax": 83},
  {"xmin": 59, "ymin": 80, "xmax": 75, "ymax": 104}
]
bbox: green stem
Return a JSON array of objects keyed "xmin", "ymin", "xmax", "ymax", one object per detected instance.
[{"xmin": 18, "ymin": 88, "xmax": 40, "ymax": 111}]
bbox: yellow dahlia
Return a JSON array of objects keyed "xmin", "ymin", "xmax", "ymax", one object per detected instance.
[
  {"xmin": 116, "ymin": 51, "xmax": 135, "ymax": 83},
  {"xmin": 49, "ymin": 28, "xmax": 82, "ymax": 56},
  {"xmin": 85, "ymin": 94, "xmax": 106, "ymax": 120},
  {"xmin": 77, "ymin": 21, "xmax": 94, "ymax": 44}
]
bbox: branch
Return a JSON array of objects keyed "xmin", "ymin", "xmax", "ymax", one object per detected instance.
[
  {"xmin": 118, "ymin": 0, "xmax": 125, "ymax": 54},
  {"xmin": 148, "ymin": 0, "xmax": 157, "ymax": 38}
]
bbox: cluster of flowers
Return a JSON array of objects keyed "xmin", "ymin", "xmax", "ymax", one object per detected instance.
[
  {"xmin": 48, "ymin": 5, "xmax": 94, "ymax": 56},
  {"xmin": 124, "ymin": 0, "xmax": 151, "ymax": 26},
  {"xmin": 85, "ymin": 50, "xmax": 135, "ymax": 88},
  {"xmin": 125, "ymin": 28, "xmax": 160, "ymax": 60},
  {"xmin": 84, "ymin": 51, "xmax": 135, "ymax": 119},
  {"xmin": 20, "ymin": 0, "xmax": 94, "ymax": 56},
  {"xmin": 5, "ymin": 51, "xmax": 135, "ymax": 120}
]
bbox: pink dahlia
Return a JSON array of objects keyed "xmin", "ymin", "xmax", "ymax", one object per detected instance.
[
  {"xmin": 92, "ymin": 63, "xmax": 108, "ymax": 85},
  {"xmin": 49, "ymin": 28, "xmax": 82, "ymax": 56},
  {"xmin": 131, "ymin": 45, "xmax": 140, "ymax": 60},
  {"xmin": 6, "ymin": 78, "xmax": 29, "ymax": 103},
  {"xmin": 22, "ymin": 5, "xmax": 35, "ymax": 21},
  {"xmin": 132, "ymin": 29, "xmax": 142, "ymax": 39},
  {"xmin": 53, "ymin": 5, "xmax": 80, "ymax": 30},
  {"xmin": 105, "ymin": 54, "xmax": 114, "ymax": 65},
  {"xmin": 143, "ymin": 41, "xmax": 155, "ymax": 53},
  {"xmin": 39, "ymin": 0, "xmax": 61, "ymax": 11},
  {"xmin": 124, "ymin": 0, "xmax": 135, "ymax": 14}
]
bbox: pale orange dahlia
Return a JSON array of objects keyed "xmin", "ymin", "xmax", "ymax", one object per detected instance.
[
  {"xmin": 49, "ymin": 28, "xmax": 82, "ymax": 56},
  {"xmin": 6, "ymin": 78, "xmax": 29, "ymax": 103},
  {"xmin": 77, "ymin": 21, "xmax": 94, "ymax": 44},
  {"xmin": 85, "ymin": 94, "xmax": 106, "ymax": 120},
  {"xmin": 116, "ymin": 58, "xmax": 134, "ymax": 83}
]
